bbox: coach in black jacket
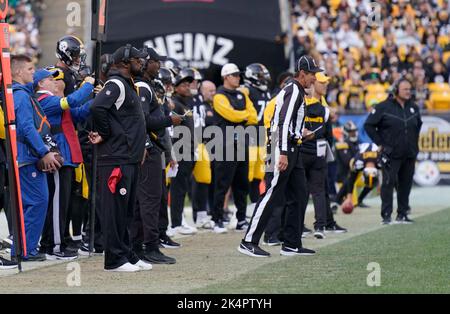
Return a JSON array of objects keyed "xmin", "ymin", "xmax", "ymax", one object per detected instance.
[
  {"xmin": 364, "ymin": 78, "xmax": 422, "ymax": 225},
  {"xmin": 90, "ymin": 45, "xmax": 151, "ymax": 272}
]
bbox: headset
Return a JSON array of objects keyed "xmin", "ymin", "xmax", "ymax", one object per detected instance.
[
  {"xmin": 123, "ymin": 44, "xmax": 132, "ymax": 64},
  {"xmin": 101, "ymin": 54, "xmax": 113, "ymax": 74}
]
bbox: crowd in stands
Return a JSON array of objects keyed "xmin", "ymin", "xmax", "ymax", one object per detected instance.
[
  {"xmin": 8, "ymin": 0, "xmax": 46, "ymax": 62},
  {"xmin": 290, "ymin": 0, "xmax": 450, "ymax": 112}
]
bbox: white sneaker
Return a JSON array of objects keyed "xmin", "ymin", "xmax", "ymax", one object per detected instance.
[
  {"xmin": 196, "ymin": 218, "xmax": 215, "ymax": 229},
  {"xmin": 213, "ymin": 225, "xmax": 228, "ymax": 234},
  {"xmin": 104, "ymin": 262, "xmax": 140, "ymax": 272},
  {"xmin": 133, "ymin": 260, "xmax": 152, "ymax": 271},
  {"xmin": 179, "ymin": 224, "xmax": 198, "ymax": 235}
]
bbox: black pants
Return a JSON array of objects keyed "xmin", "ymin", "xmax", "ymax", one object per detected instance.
[
  {"xmin": 40, "ymin": 166, "xmax": 73, "ymax": 253},
  {"xmin": 244, "ymin": 146, "xmax": 307, "ymax": 248},
  {"xmin": 98, "ymin": 164, "xmax": 140, "ymax": 270},
  {"xmin": 192, "ymin": 180, "xmax": 208, "ymax": 222},
  {"xmin": 159, "ymin": 169, "xmax": 169, "ymax": 237},
  {"xmin": 212, "ymin": 158, "xmax": 249, "ymax": 223},
  {"xmin": 0, "ymin": 163, "xmax": 12, "ymax": 235},
  {"xmin": 381, "ymin": 158, "xmax": 415, "ymax": 219},
  {"xmin": 131, "ymin": 149, "xmax": 163, "ymax": 251},
  {"xmin": 170, "ymin": 160, "xmax": 195, "ymax": 227},
  {"xmin": 66, "ymin": 167, "xmax": 87, "ymax": 242},
  {"xmin": 302, "ymin": 153, "xmax": 328, "ymax": 230}
]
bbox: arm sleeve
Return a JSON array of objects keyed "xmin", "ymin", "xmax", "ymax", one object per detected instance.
[
  {"xmin": 63, "ymin": 83, "xmax": 94, "ymax": 109},
  {"xmin": 14, "ymin": 92, "xmax": 48, "ymax": 157},
  {"xmin": 212, "ymin": 94, "xmax": 249, "ymax": 123},
  {"xmin": 364, "ymin": 105, "xmax": 384, "ymax": 146},
  {"xmin": 145, "ymin": 112, "xmax": 172, "ymax": 132},
  {"xmin": 278, "ymin": 85, "xmax": 299, "ymax": 155},
  {"xmin": 90, "ymin": 82, "xmax": 120, "ymax": 140},
  {"xmin": 70, "ymin": 100, "xmax": 92, "ymax": 124},
  {"xmin": 263, "ymin": 98, "xmax": 276, "ymax": 129}
]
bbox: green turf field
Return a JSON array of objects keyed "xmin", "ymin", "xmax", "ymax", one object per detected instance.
[{"xmin": 192, "ymin": 208, "xmax": 450, "ymax": 294}]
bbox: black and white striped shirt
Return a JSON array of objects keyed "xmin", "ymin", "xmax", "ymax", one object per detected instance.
[{"xmin": 271, "ymin": 79, "xmax": 306, "ymax": 155}]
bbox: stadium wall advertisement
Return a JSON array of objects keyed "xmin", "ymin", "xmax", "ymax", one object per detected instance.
[
  {"xmin": 101, "ymin": 0, "xmax": 287, "ymax": 84},
  {"xmin": 341, "ymin": 114, "xmax": 450, "ymax": 186}
]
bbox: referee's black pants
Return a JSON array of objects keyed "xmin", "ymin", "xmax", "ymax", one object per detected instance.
[
  {"xmin": 381, "ymin": 158, "xmax": 415, "ymax": 219},
  {"xmin": 98, "ymin": 164, "xmax": 140, "ymax": 270},
  {"xmin": 244, "ymin": 146, "xmax": 307, "ymax": 248}
]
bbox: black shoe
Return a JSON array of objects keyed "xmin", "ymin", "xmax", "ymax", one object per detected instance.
[
  {"xmin": 262, "ymin": 235, "xmax": 282, "ymax": 246},
  {"xmin": 23, "ymin": 252, "xmax": 47, "ymax": 262},
  {"xmin": 395, "ymin": 215, "xmax": 414, "ymax": 224},
  {"xmin": 65, "ymin": 240, "xmax": 82, "ymax": 252},
  {"xmin": 313, "ymin": 227, "xmax": 326, "ymax": 239},
  {"xmin": 356, "ymin": 202, "xmax": 370, "ymax": 208},
  {"xmin": 280, "ymin": 244, "xmax": 315, "ymax": 256},
  {"xmin": 325, "ymin": 224, "xmax": 348, "ymax": 233},
  {"xmin": 222, "ymin": 213, "xmax": 231, "ymax": 225},
  {"xmin": 0, "ymin": 256, "xmax": 18, "ymax": 270},
  {"xmin": 78, "ymin": 242, "xmax": 103, "ymax": 256},
  {"xmin": 46, "ymin": 250, "xmax": 78, "ymax": 261},
  {"xmin": 159, "ymin": 235, "xmax": 181, "ymax": 249},
  {"xmin": 237, "ymin": 241, "xmax": 270, "ymax": 257},
  {"xmin": 142, "ymin": 249, "xmax": 176, "ymax": 264},
  {"xmin": 381, "ymin": 217, "xmax": 392, "ymax": 225}
]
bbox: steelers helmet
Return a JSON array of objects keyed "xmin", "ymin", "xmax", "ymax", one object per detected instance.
[
  {"xmin": 56, "ymin": 35, "xmax": 86, "ymax": 72},
  {"xmin": 244, "ymin": 63, "xmax": 271, "ymax": 91},
  {"xmin": 158, "ymin": 67, "xmax": 175, "ymax": 85},
  {"xmin": 343, "ymin": 120, "xmax": 359, "ymax": 143},
  {"xmin": 162, "ymin": 57, "xmax": 182, "ymax": 76}
]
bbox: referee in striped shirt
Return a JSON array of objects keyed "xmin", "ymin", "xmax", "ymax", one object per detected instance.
[{"xmin": 238, "ymin": 55, "xmax": 322, "ymax": 257}]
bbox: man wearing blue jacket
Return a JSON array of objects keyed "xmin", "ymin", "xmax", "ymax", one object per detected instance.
[
  {"xmin": 35, "ymin": 68, "xmax": 94, "ymax": 260},
  {"xmin": 11, "ymin": 55, "xmax": 62, "ymax": 261}
]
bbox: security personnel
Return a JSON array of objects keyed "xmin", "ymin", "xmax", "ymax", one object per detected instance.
[
  {"xmin": 300, "ymin": 72, "xmax": 346, "ymax": 239},
  {"xmin": 36, "ymin": 68, "xmax": 93, "ymax": 259},
  {"xmin": 339, "ymin": 143, "xmax": 382, "ymax": 209},
  {"xmin": 131, "ymin": 47, "xmax": 181, "ymax": 264},
  {"xmin": 212, "ymin": 63, "xmax": 257, "ymax": 233},
  {"xmin": 239, "ymin": 55, "xmax": 320, "ymax": 257},
  {"xmin": 364, "ymin": 78, "xmax": 422, "ymax": 224},
  {"xmin": 11, "ymin": 55, "xmax": 62, "ymax": 261},
  {"xmin": 241, "ymin": 63, "xmax": 272, "ymax": 204},
  {"xmin": 89, "ymin": 45, "xmax": 151, "ymax": 272}
]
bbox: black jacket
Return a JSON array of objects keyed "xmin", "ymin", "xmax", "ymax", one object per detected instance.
[
  {"xmin": 335, "ymin": 140, "xmax": 359, "ymax": 182},
  {"xmin": 364, "ymin": 96, "xmax": 422, "ymax": 159},
  {"xmin": 135, "ymin": 77, "xmax": 173, "ymax": 151},
  {"xmin": 91, "ymin": 71, "xmax": 146, "ymax": 166}
]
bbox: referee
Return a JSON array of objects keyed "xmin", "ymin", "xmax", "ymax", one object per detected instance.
[{"xmin": 238, "ymin": 55, "xmax": 321, "ymax": 257}]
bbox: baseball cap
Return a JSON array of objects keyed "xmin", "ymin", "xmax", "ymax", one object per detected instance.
[
  {"xmin": 144, "ymin": 46, "xmax": 167, "ymax": 62},
  {"xmin": 33, "ymin": 68, "xmax": 57, "ymax": 87},
  {"xmin": 112, "ymin": 44, "xmax": 148, "ymax": 64},
  {"xmin": 297, "ymin": 55, "xmax": 323, "ymax": 73},
  {"xmin": 221, "ymin": 63, "xmax": 240, "ymax": 77},
  {"xmin": 315, "ymin": 72, "xmax": 330, "ymax": 83}
]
